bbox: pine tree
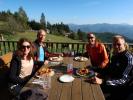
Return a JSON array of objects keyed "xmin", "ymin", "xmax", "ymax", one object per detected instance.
[{"xmin": 40, "ymin": 13, "xmax": 46, "ymax": 29}]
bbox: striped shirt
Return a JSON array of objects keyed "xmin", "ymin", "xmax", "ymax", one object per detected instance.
[{"xmin": 106, "ymin": 51, "xmax": 133, "ymax": 86}]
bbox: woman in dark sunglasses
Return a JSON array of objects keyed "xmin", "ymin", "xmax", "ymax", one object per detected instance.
[{"xmin": 8, "ymin": 38, "xmax": 44, "ymax": 99}]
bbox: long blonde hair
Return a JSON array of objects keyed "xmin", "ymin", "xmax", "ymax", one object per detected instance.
[
  {"xmin": 112, "ymin": 35, "xmax": 129, "ymax": 54},
  {"xmin": 113, "ymin": 35, "xmax": 128, "ymax": 49}
]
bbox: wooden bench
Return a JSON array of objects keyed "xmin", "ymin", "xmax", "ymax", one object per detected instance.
[
  {"xmin": 0, "ymin": 52, "xmax": 13, "ymax": 89},
  {"xmin": 0, "ymin": 52, "xmax": 13, "ymax": 68}
]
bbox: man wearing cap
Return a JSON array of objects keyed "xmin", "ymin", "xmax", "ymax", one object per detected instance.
[{"xmin": 86, "ymin": 32, "xmax": 109, "ymax": 75}]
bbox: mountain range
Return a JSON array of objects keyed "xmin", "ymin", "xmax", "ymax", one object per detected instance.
[{"xmin": 68, "ymin": 23, "xmax": 133, "ymax": 40}]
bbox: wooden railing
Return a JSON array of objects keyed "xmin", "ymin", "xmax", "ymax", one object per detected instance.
[{"xmin": 0, "ymin": 41, "xmax": 133, "ymax": 56}]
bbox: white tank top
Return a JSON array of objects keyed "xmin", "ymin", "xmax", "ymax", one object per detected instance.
[{"xmin": 19, "ymin": 58, "xmax": 34, "ymax": 78}]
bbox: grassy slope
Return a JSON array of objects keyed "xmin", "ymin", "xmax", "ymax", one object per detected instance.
[{"xmin": 2, "ymin": 31, "xmax": 80, "ymax": 43}]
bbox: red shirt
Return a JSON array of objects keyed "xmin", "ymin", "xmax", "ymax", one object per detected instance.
[{"xmin": 86, "ymin": 42, "xmax": 109, "ymax": 68}]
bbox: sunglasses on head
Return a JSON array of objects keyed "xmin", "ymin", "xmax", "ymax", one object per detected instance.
[{"xmin": 22, "ymin": 45, "xmax": 30, "ymax": 49}]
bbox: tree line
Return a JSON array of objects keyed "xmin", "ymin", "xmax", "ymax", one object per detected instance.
[
  {"xmin": 2, "ymin": 7, "xmax": 131, "ymax": 43},
  {"xmin": 0, "ymin": 7, "xmax": 88, "ymax": 41}
]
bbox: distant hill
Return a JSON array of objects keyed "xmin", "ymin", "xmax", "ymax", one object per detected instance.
[
  {"xmin": 94, "ymin": 32, "xmax": 133, "ymax": 43},
  {"xmin": 69, "ymin": 23, "xmax": 133, "ymax": 40}
]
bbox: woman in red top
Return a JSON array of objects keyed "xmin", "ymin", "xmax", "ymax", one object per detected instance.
[{"xmin": 86, "ymin": 33, "xmax": 109, "ymax": 74}]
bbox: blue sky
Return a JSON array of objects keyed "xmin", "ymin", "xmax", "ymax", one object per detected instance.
[{"xmin": 1, "ymin": 0, "xmax": 133, "ymax": 25}]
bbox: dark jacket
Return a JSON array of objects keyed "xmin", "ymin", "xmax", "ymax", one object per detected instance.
[
  {"xmin": 8, "ymin": 52, "xmax": 44, "ymax": 97},
  {"xmin": 9, "ymin": 56, "xmax": 35, "ymax": 85},
  {"xmin": 9, "ymin": 53, "xmax": 43, "ymax": 86},
  {"xmin": 105, "ymin": 50, "xmax": 133, "ymax": 87}
]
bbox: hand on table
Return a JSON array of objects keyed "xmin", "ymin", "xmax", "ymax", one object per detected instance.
[
  {"xmin": 94, "ymin": 76, "xmax": 103, "ymax": 84},
  {"xmin": 88, "ymin": 76, "xmax": 103, "ymax": 85},
  {"xmin": 59, "ymin": 53, "xmax": 63, "ymax": 57},
  {"xmin": 44, "ymin": 60, "xmax": 49, "ymax": 65}
]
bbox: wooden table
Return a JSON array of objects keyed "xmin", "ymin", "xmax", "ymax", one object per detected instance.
[{"xmin": 22, "ymin": 57, "xmax": 105, "ymax": 100}]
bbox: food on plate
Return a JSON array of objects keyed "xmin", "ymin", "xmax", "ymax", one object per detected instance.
[
  {"xmin": 49, "ymin": 56, "xmax": 63, "ymax": 62},
  {"xmin": 37, "ymin": 67, "xmax": 54, "ymax": 76},
  {"xmin": 74, "ymin": 56, "xmax": 88, "ymax": 62},
  {"xmin": 76, "ymin": 68, "xmax": 90, "ymax": 76}
]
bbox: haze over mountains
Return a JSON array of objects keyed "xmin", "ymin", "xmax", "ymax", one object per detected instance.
[{"xmin": 69, "ymin": 23, "xmax": 133, "ymax": 39}]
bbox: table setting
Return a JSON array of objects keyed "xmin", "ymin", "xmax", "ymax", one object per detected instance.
[
  {"xmin": 23, "ymin": 56, "xmax": 105, "ymax": 100},
  {"xmin": 54, "ymin": 56, "xmax": 95, "ymax": 83},
  {"xmin": 28, "ymin": 56, "xmax": 96, "ymax": 89}
]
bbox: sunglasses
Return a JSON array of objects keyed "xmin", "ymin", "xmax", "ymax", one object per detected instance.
[
  {"xmin": 88, "ymin": 37, "xmax": 94, "ymax": 39},
  {"xmin": 113, "ymin": 43, "xmax": 121, "ymax": 46},
  {"xmin": 22, "ymin": 45, "xmax": 30, "ymax": 49}
]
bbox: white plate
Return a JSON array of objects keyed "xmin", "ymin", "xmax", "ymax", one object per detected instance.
[
  {"xmin": 59, "ymin": 74, "xmax": 75, "ymax": 82},
  {"xmin": 49, "ymin": 56, "xmax": 63, "ymax": 62},
  {"xmin": 74, "ymin": 56, "xmax": 88, "ymax": 62},
  {"xmin": 49, "ymin": 61, "xmax": 61, "ymax": 66}
]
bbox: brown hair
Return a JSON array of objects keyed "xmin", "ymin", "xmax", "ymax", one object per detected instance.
[{"xmin": 16, "ymin": 38, "xmax": 34, "ymax": 59}]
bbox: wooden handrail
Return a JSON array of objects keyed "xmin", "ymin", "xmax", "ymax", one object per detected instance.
[{"xmin": 0, "ymin": 41, "xmax": 133, "ymax": 56}]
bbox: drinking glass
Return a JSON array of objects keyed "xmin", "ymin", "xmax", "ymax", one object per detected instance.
[
  {"xmin": 63, "ymin": 47, "xmax": 71, "ymax": 57},
  {"xmin": 67, "ymin": 63, "xmax": 73, "ymax": 74},
  {"xmin": 41, "ymin": 74, "xmax": 51, "ymax": 89}
]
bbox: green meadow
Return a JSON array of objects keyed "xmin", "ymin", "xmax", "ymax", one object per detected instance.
[{"xmin": 2, "ymin": 31, "xmax": 79, "ymax": 43}]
